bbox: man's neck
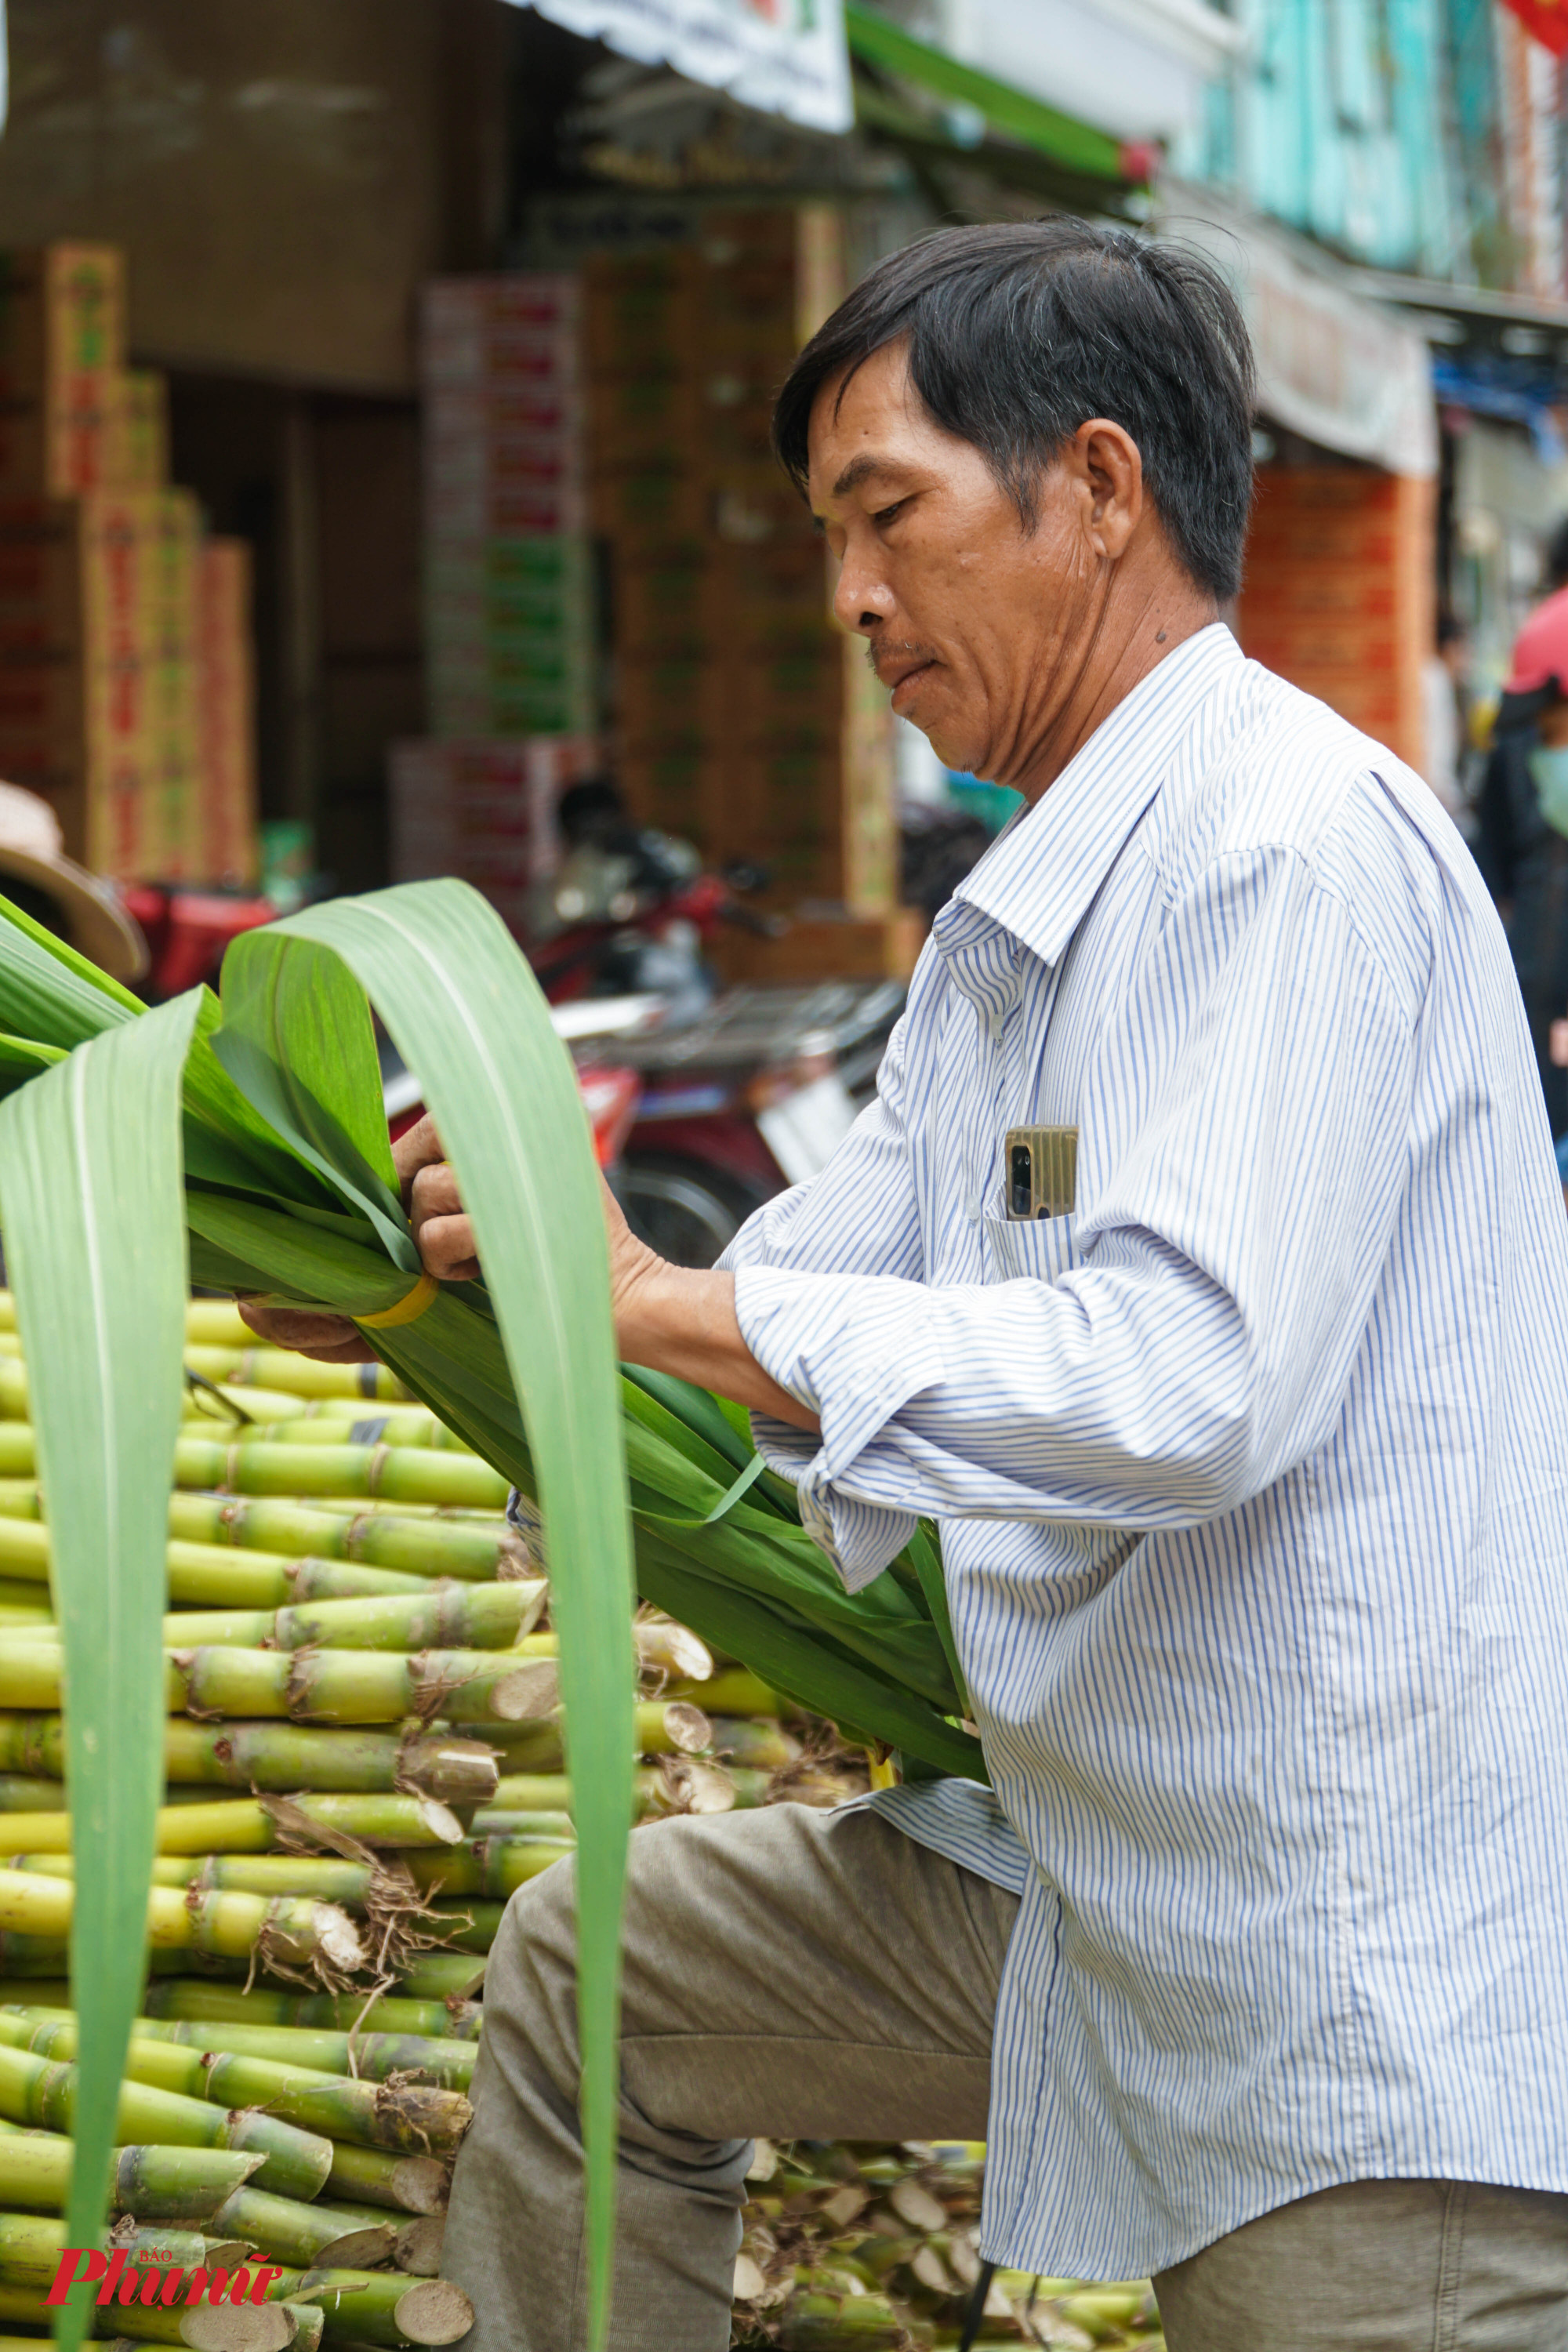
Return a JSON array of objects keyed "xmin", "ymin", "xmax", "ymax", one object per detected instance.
[{"xmin": 1015, "ymin": 581, "xmax": 1220, "ymax": 804}]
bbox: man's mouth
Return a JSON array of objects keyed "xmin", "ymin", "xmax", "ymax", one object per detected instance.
[{"xmin": 870, "ymin": 644, "xmax": 940, "ymax": 703}]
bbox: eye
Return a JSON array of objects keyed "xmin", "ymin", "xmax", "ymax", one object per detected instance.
[{"xmin": 873, "ymin": 498, "xmax": 908, "ymax": 527}]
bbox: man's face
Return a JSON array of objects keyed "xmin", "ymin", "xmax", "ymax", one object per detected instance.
[{"xmin": 806, "ymin": 341, "xmax": 1115, "ymax": 790}]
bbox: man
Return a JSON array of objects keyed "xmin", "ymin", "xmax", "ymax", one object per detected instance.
[{"xmin": 249, "ymin": 223, "xmax": 1568, "ymax": 2347}]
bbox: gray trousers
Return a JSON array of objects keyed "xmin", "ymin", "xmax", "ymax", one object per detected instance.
[{"xmin": 442, "ymin": 1802, "xmax": 1568, "ymax": 2351}]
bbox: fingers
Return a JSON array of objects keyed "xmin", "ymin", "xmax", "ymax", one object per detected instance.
[
  {"xmin": 408, "ymin": 1161, "xmax": 479, "ymax": 1282},
  {"xmin": 392, "ymin": 1112, "xmax": 448, "ymax": 1202},
  {"xmin": 236, "ymin": 1300, "xmax": 379, "ymax": 1366}
]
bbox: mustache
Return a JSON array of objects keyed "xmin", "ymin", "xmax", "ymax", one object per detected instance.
[{"xmin": 865, "ymin": 635, "xmax": 940, "ymax": 679}]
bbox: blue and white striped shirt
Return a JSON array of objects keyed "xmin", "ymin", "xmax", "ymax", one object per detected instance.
[{"xmin": 720, "ymin": 623, "xmax": 1568, "ymax": 2279}]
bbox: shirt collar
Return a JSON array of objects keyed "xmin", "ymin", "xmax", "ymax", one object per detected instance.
[{"xmin": 942, "ymin": 623, "xmax": 1244, "ymax": 971}]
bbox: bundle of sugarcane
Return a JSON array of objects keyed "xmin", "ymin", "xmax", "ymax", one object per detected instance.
[
  {"xmin": 0, "ymin": 859, "xmax": 976, "ymax": 2352},
  {"xmin": 732, "ymin": 2138, "xmax": 1164, "ymax": 2352}
]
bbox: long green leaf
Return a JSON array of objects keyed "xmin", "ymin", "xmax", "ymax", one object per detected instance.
[
  {"xmin": 219, "ymin": 881, "xmax": 635, "ymax": 2348},
  {"xmin": 212, "ymin": 932, "xmax": 414, "ymax": 1262},
  {"xmin": 0, "ymin": 993, "xmax": 198, "ymax": 2352}
]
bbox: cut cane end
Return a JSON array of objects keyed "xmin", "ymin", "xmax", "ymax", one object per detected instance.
[
  {"xmin": 389, "ymin": 2156, "xmax": 452, "ymax": 2215},
  {"xmin": 394, "ymin": 2215, "xmax": 446, "ymax": 2276},
  {"xmin": 180, "ymin": 2302, "xmax": 296, "ymax": 2352},
  {"xmin": 486, "ymin": 1663, "xmax": 559, "ymax": 1723},
  {"xmin": 417, "ymin": 1799, "xmax": 465, "ymax": 1846},
  {"xmin": 318, "ymin": 2225, "xmax": 399, "ymax": 2268},
  {"xmin": 664, "ymin": 1702, "xmax": 713, "ymax": 1755},
  {"xmin": 393, "ymin": 2278, "xmax": 475, "ymax": 2344}
]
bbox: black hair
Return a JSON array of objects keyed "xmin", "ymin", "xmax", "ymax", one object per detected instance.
[
  {"xmin": 1546, "ymin": 515, "xmax": 1568, "ymax": 590},
  {"xmin": 1436, "ymin": 610, "xmax": 1465, "ymax": 649},
  {"xmin": 772, "ymin": 220, "xmax": 1257, "ymax": 603}
]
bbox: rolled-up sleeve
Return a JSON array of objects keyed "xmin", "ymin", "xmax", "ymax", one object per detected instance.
[{"xmin": 731, "ymin": 848, "xmax": 1417, "ymax": 1592}]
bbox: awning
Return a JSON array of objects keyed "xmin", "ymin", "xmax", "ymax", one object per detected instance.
[
  {"xmin": 513, "ymin": 0, "xmax": 854, "ymax": 136},
  {"xmin": 843, "ymin": 1, "xmax": 1133, "ymax": 184}
]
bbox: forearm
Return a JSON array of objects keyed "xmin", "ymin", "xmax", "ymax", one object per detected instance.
[{"xmin": 617, "ymin": 1263, "xmax": 821, "ymax": 1433}]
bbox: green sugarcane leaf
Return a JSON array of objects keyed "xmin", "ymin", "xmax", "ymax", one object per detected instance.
[
  {"xmin": 0, "ymin": 1035, "xmax": 64, "ymax": 1101},
  {"xmin": 221, "ymin": 880, "xmax": 635, "ymax": 2348},
  {"xmin": 212, "ymin": 934, "xmax": 414, "ymax": 1265},
  {"xmin": 0, "ymin": 891, "xmax": 139, "ymax": 1047},
  {"xmin": 0, "ymin": 990, "xmax": 200, "ymax": 2352}
]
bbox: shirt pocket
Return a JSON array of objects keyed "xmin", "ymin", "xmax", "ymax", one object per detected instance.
[{"xmin": 982, "ymin": 1210, "xmax": 1079, "ymax": 1283}]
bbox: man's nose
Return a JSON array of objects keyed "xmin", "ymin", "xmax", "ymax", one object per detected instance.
[{"xmin": 831, "ymin": 548, "xmax": 895, "ymax": 637}]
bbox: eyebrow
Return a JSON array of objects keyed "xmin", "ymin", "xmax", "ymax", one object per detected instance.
[{"xmin": 831, "ymin": 453, "xmax": 895, "ymax": 499}]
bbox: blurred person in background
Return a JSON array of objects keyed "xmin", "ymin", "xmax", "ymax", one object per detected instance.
[
  {"xmin": 1421, "ymin": 611, "xmax": 1473, "ymax": 834},
  {"xmin": 0, "ymin": 779, "xmax": 146, "ymax": 983},
  {"xmin": 1477, "ymin": 583, "xmax": 1568, "ymax": 1140}
]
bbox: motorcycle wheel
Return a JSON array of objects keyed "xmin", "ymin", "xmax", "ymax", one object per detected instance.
[{"xmin": 619, "ymin": 1153, "xmax": 772, "ymax": 1270}]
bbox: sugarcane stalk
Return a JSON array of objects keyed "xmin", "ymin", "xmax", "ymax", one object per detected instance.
[
  {"xmin": 425, "ymin": 1902, "xmax": 501, "ymax": 1955},
  {"xmin": 0, "ymin": 1719, "xmax": 494, "ymax": 1806},
  {"xmin": 162, "ymin": 1726, "xmax": 498, "ymax": 1806},
  {"xmin": 184, "ymin": 1385, "xmax": 312, "ymax": 1426},
  {"xmin": 206, "ymin": 2188, "xmax": 396, "ymax": 2271},
  {"xmin": 0, "ymin": 1775, "xmax": 61, "ymax": 1811},
  {"xmin": 463, "ymin": 1809, "xmax": 572, "ymax": 1842},
  {"xmin": 668, "ymin": 1667, "xmax": 782, "ymax": 1715},
  {"xmin": 216, "ymin": 1413, "xmax": 469, "ymax": 1454},
  {"xmin": 0, "ymin": 2134, "xmax": 263, "ymax": 2221},
  {"xmin": 165, "ymin": 1546, "xmax": 435, "ymax": 1612},
  {"xmin": 0, "ymin": 1868, "xmax": 365, "ymax": 1974},
  {"xmin": 162, "ymin": 1581, "xmax": 546, "ymax": 1657},
  {"xmin": 0, "ymin": 2289, "xmax": 195, "ymax": 2350},
  {"xmin": 183, "ymin": 1348, "xmax": 409, "ymax": 1406},
  {"xmin": 0, "ymin": 2285, "xmax": 321, "ymax": 2352},
  {"xmin": 381, "ymin": 1954, "xmax": 485, "ymax": 2004},
  {"xmin": 487, "ymin": 1696, "xmax": 711, "ymax": 1780},
  {"xmin": 165, "ymin": 1498, "xmax": 518, "ymax": 1584},
  {"xmin": 172, "ymin": 1442, "xmax": 508, "ymax": 1512},
  {"xmin": 321, "ymin": 2147, "xmax": 448, "ymax": 2220},
  {"xmin": 0, "ymin": 1854, "xmax": 387, "ymax": 1907},
  {"xmin": 0, "ymin": 2042, "xmax": 333, "ymax": 2199},
  {"xmin": 260, "ymin": 2266, "xmax": 473, "ymax": 2348},
  {"xmin": 105, "ymin": 2041, "xmax": 474, "ymax": 2159},
  {"xmin": 0, "ymin": 1643, "xmax": 560, "ymax": 1730},
  {"xmin": 707, "ymin": 1717, "xmax": 800, "ymax": 1773},
  {"xmin": 399, "ymin": 1838, "xmax": 572, "ymax": 1902},
  {"xmin": 165, "ymin": 1798, "xmax": 464, "ymax": 1856},
  {"xmin": 0, "ymin": 2209, "xmax": 214, "ymax": 2288},
  {"xmin": 0, "ymin": 1518, "xmax": 473, "ymax": 1612},
  {"xmin": 138, "ymin": 1984, "xmax": 481, "ymax": 2046},
  {"xmin": 121, "ymin": 2019, "xmax": 476, "ymax": 2095}
]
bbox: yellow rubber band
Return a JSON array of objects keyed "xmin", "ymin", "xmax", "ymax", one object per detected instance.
[{"xmin": 354, "ymin": 1272, "xmax": 439, "ymax": 1330}]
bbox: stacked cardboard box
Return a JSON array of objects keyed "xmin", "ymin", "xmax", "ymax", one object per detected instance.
[
  {"xmin": 388, "ymin": 734, "xmax": 597, "ymax": 934},
  {"xmin": 0, "ymin": 244, "xmax": 258, "ymax": 887},
  {"xmin": 586, "ymin": 208, "xmax": 898, "ymax": 934},
  {"xmin": 1237, "ymin": 466, "xmax": 1433, "ymax": 771},
  {"xmin": 197, "ymin": 539, "xmax": 259, "ymax": 888},
  {"xmin": 420, "ymin": 276, "xmax": 594, "ymax": 740},
  {"xmin": 0, "ymin": 245, "xmax": 125, "ymax": 499}
]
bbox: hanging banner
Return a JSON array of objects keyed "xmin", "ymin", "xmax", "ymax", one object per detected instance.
[
  {"xmin": 515, "ymin": 0, "xmax": 854, "ymax": 134},
  {"xmin": 1167, "ymin": 188, "xmax": 1438, "ymax": 477}
]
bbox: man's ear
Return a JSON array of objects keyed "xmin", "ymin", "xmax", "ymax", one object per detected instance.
[{"xmin": 1069, "ymin": 419, "xmax": 1144, "ymax": 561}]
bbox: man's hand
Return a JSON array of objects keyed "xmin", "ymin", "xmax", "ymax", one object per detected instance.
[
  {"xmin": 239, "ymin": 1114, "xmax": 474, "ymax": 1363},
  {"xmin": 234, "ymin": 1113, "xmax": 818, "ymax": 1432},
  {"xmin": 237, "ymin": 1115, "xmax": 660, "ymax": 1365}
]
